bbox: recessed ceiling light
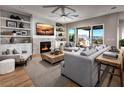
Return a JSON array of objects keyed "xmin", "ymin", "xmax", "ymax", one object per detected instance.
[{"xmin": 111, "ymin": 6, "xmax": 117, "ymax": 9}]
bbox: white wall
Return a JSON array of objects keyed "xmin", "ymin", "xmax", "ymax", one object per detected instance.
[
  {"xmin": 119, "ymin": 20, "xmax": 124, "ymax": 39},
  {"xmin": 31, "ymin": 15, "xmax": 56, "ymax": 54},
  {"xmin": 66, "ymin": 13, "xmax": 119, "ymax": 46},
  {"xmin": 31, "ymin": 15, "xmax": 56, "ymax": 38}
]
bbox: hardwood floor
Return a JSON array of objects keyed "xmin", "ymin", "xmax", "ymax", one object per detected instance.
[
  {"xmin": 0, "ymin": 67, "xmax": 33, "ymax": 87},
  {"xmin": 0, "ymin": 54, "xmax": 123, "ymax": 87}
]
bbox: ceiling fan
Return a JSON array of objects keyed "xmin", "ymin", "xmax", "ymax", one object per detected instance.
[{"xmin": 42, "ymin": 5, "xmax": 79, "ymax": 19}]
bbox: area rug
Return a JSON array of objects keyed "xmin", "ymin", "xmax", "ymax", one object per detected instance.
[
  {"xmin": 24, "ymin": 58, "xmax": 73, "ymax": 87},
  {"xmin": 24, "ymin": 57, "xmax": 123, "ymax": 87}
]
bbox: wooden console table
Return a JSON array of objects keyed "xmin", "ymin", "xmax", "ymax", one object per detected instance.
[{"xmin": 96, "ymin": 49, "xmax": 123, "ymax": 87}]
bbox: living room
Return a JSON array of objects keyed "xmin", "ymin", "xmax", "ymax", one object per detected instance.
[{"xmin": 0, "ymin": 4, "xmax": 124, "ymax": 88}]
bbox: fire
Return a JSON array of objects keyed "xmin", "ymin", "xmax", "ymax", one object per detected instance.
[{"xmin": 41, "ymin": 44, "xmax": 48, "ymax": 51}]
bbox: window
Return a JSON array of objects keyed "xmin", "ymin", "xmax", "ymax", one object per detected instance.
[
  {"xmin": 68, "ymin": 28, "xmax": 76, "ymax": 42},
  {"xmin": 77, "ymin": 25, "xmax": 104, "ymax": 47},
  {"xmin": 77, "ymin": 27, "xmax": 91, "ymax": 46},
  {"xmin": 92, "ymin": 25, "xmax": 104, "ymax": 45}
]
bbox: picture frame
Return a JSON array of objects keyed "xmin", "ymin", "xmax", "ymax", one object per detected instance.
[
  {"xmin": 22, "ymin": 31, "xmax": 27, "ymax": 36},
  {"xmin": 16, "ymin": 32, "xmax": 22, "ymax": 36},
  {"xmin": 6, "ymin": 20, "xmax": 17, "ymax": 27}
]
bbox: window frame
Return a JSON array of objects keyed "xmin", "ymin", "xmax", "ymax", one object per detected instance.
[{"xmin": 76, "ymin": 24, "xmax": 104, "ymax": 46}]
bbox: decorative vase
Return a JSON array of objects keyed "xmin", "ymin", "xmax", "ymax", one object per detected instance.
[
  {"xmin": 10, "ymin": 37, "xmax": 15, "ymax": 43},
  {"xmin": 19, "ymin": 22, "xmax": 24, "ymax": 28}
]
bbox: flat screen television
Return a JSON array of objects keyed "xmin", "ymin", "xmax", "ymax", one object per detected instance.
[{"xmin": 36, "ymin": 23, "xmax": 54, "ymax": 35}]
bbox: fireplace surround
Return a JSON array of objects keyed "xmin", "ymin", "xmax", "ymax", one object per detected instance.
[{"xmin": 40, "ymin": 41, "xmax": 51, "ymax": 53}]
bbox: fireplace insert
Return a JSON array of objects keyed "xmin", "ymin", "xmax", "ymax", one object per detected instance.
[{"xmin": 40, "ymin": 41, "xmax": 51, "ymax": 53}]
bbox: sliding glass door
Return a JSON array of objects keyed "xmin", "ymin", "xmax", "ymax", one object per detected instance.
[
  {"xmin": 77, "ymin": 25, "xmax": 104, "ymax": 47},
  {"xmin": 77, "ymin": 27, "xmax": 91, "ymax": 46}
]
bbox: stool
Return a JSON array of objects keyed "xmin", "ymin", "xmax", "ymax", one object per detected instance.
[{"xmin": 0, "ymin": 59, "xmax": 15, "ymax": 74}]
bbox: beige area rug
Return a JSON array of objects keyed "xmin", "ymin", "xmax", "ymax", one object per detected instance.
[
  {"xmin": 24, "ymin": 57, "xmax": 77, "ymax": 87},
  {"xmin": 24, "ymin": 57, "xmax": 124, "ymax": 87}
]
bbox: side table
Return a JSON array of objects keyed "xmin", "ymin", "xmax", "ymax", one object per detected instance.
[{"xmin": 96, "ymin": 49, "xmax": 123, "ymax": 87}]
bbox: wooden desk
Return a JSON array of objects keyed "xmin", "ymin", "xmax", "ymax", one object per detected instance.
[{"xmin": 96, "ymin": 49, "xmax": 123, "ymax": 87}]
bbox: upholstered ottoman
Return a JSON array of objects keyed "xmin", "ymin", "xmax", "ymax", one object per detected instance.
[{"xmin": 0, "ymin": 59, "xmax": 15, "ymax": 74}]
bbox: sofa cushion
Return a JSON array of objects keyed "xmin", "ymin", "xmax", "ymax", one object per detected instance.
[
  {"xmin": 2, "ymin": 51, "xmax": 7, "ymax": 55},
  {"xmin": 80, "ymin": 48, "xmax": 97, "ymax": 56},
  {"xmin": 13, "ymin": 49, "xmax": 19, "ymax": 54},
  {"xmin": 95, "ymin": 45, "xmax": 104, "ymax": 51},
  {"xmin": 22, "ymin": 50, "xmax": 27, "ymax": 54},
  {"xmin": 65, "ymin": 42, "xmax": 74, "ymax": 47},
  {"xmin": 65, "ymin": 43, "xmax": 70, "ymax": 47},
  {"xmin": 88, "ymin": 46, "xmax": 94, "ymax": 49},
  {"xmin": 6, "ymin": 49, "xmax": 12, "ymax": 55}
]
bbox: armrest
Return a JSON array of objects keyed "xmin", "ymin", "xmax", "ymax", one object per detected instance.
[{"xmin": 0, "ymin": 55, "xmax": 20, "ymax": 62}]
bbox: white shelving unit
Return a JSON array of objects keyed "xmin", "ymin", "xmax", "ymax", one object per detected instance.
[
  {"xmin": 0, "ymin": 26, "xmax": 31, "ymax": 30},
  {"xmin": 0, "ymin": 35, "xmax": 31, "ymax": 38},
  {"xmin": 0, "ymin": 9, "xmax": 32, "ymax": 55},
  {"xmin": 0, "ymin": 17, "xmax": 31, "ymax": 24},
  {"xmin": 55, "ymin": 23, "xmax": 66, "ymax": 48},
  {"xmin": 56, "ymin": 23, "xmax": 66, "ymax": 41}
]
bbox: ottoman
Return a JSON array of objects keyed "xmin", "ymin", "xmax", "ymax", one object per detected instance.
[{"xmin": 0, "ymin": 59, "xmax": 15, "ymax": 74}]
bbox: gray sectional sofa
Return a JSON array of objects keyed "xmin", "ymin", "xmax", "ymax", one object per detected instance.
[{"xmin": 61, "ymin": 45, "xmax": 110, "ymax": 87}]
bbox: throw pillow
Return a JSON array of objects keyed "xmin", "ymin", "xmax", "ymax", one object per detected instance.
[
  {"xmin": 69, "ymin": 42, "xmax": 74, "ymax": 47},
  {"xmin": 95, "ymin": 45, "xmax": 103, "ymax": 51},
  {"xmin": 2, "ymin": 51, "xmax": 7, "ymax": 55},
  {"xmin": 22, "ymin": 50, "xmax": 27, "ymax": 54},
  {"xmin": 13, "ymin": 49, "xmax": 19, "ymax": 54},
  {"xmin": 6, "ymin": 49, "xmax": 11, "ymax": 55},
  {"xmin": 65, "ymin": 43, "xmax": 70, "ymax": 47},
  {"xmin": 80, "ymin": 48, "xmax": 97, "ymax": 56},
  {"xmin": 102, "ymin": 44, "xmax": 106, "ymax": 48},
  {"xmin": 88, "ymin": 46, "xmax": 93, "ymax": 49}
]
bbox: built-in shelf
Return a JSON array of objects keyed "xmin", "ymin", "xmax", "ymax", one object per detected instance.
[
  {"xmin": 0, "ymin": 10, "xmax": 32, "ymax": 55},
  {"xmin": 57, "ymin": 36, "xmax": 65, "ymax": 38},
  {"xmin": 0, "ymin": 17, "xmax": 31, "ymax": 24},
  {"xmin": 0, "ymin": 26, "xmax": 31, "ymax": 31},
  {"xmin": 1, "ymin": 43, "xmax": 32, "ymax": 45},
  {"xmin": 56, "ymin": 23, "xmax": 66, "ymax": 42},
  {"xmin": 56, "ymin": 31, "xmax": 65, "ymax": 33},
  {"xmin": 57, "ymin": 40, "xmax": 66, "ymax": 43},
  {"xmin": 0, "ymin": 35, "xmax": 31, "ymax": 38}
]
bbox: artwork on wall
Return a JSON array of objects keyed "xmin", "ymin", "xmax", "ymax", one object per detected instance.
[
  {"xmin": 36, "ymin": 23, "xmax": 54, "ymax": 36},
  {"xmin": 68, "ymin": 28, "xmax": 76, "ymax": 42}
]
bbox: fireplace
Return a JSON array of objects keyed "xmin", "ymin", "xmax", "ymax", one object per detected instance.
[{"xmin": 40, "ymin": 41, "xmax": 51, "ymax": 53}]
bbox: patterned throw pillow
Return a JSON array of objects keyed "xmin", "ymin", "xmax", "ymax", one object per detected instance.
[
  {"xmin": 80, "ymin": 48, "xmax": 97, "ymax": 56},
  {"xmin": 6, "ymin": 49, "xmax": 11, "ymax": 55},
  {"xmin": 13, "ymin": 49, "xmax": 19, "ymax": 54},
  {"xmin": 22, "ymin": 50, "xmax": 27, "ymax": 54},
  {"xmin": 2, "ymin": 51, "xmax": 7, "ymax": 55}
]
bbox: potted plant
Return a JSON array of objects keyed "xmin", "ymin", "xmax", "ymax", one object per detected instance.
[
  {"xmin": 94, "ymin": 40, "xmax": 99, "ymax": 46},
  {"xmin": 119, "ymin": 39, "xmax": 124, "ymax": 50}
]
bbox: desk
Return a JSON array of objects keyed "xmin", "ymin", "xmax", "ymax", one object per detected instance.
[{"xmin": 96, "ymin": 49, "xmax": 123, "ymax": 87}]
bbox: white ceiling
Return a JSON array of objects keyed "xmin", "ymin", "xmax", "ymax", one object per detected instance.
[{"xmin": 0, "ymin": 5, "xmax": 124, "ymax": 24}]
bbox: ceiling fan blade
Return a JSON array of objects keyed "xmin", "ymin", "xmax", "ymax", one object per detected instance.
[
  {"xmin": 66, "ymin": 16, "xmax": 74, "ymax": 19},
  {"xmin": 51, "ymin": 7, "xmax": 60, "ymax": 13},
  {"xmin": 65, "ymin": 6, "xmax": 76, "ymax": 12},
  {"xmin": 70, "ymin": 14, "xmax": 79, "ymax": 17},
  {"xmin": 65, "ymin": 12, "xmax": 71, "ymax": 16},
  {"xmin": 42, "ymin": 5, "xmax": 57, "ymax": 8},
  {"xmin": 49, "ymin": 15, "xmax": 60, "ymax": 18}
]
